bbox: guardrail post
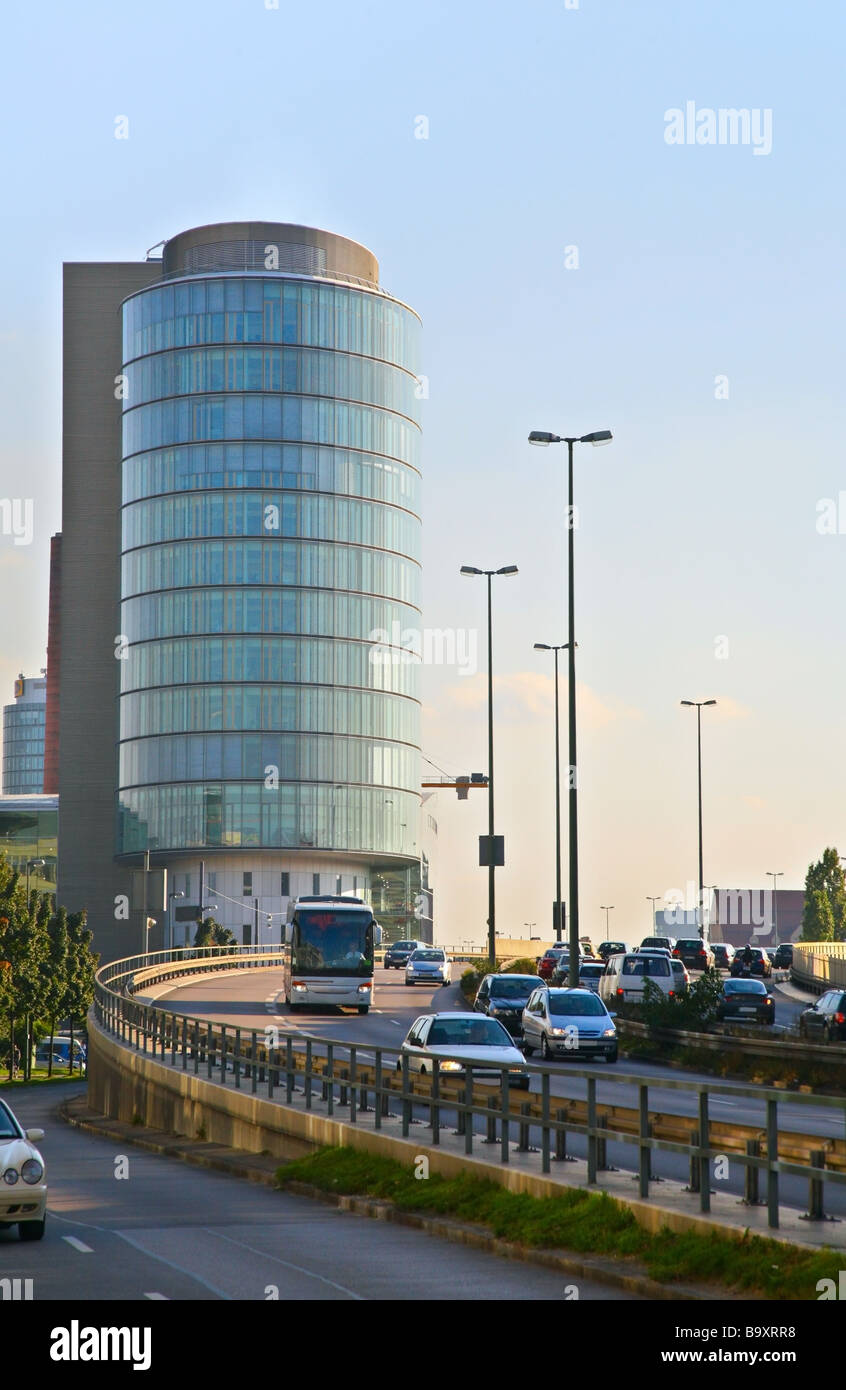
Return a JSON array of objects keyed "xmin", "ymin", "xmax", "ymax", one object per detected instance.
[
  {"xmin": 401, "ymin": 1054, "xmax": 411, "ymax": 1137},
  {"xmin": 744, "ymin": 1138, "xmax": 761, "ymax": 1205},
  {"xmin": 500, "ymin": 1074, "xmax": 510, "ymax": 1163},
  {"xmin": 638, "ymin": 1083, "xmax": 649, "ymax": 1198},
  {"xmin": 555, "ymin": 1108, "xmax": 569, "ymax": 1162},
  {"xmin": 698, "ymin": 1091, "xmax": 710, "ymax": 1213},
  {"xmin": 234, "ymin": 1028, "xmax": 241, "ymax": 1089},
  {"xmin": 182, "ymin": 1018, "xmax": 188, "ymax": 1071},
  {"xmin": 286, "ymin": 1038, "xmax": 294, "ymax": 1104},
  {"xmin": 375, "ymin": 1052, "xmax": 383, "ymax": 1130},
  {"xmin": 689, "ymin": 1130, "xmax": 701, "ymax": 1192},
  {"xmin": 220, "ymin": 1026, "xmax": 227, "ymax": 1085},
  {"xmin": 171, "ymin": 1014, "xmax": 178, "ymax": 1067},
  {"xmin": 588, "ymin": 1078, "xmax": 598, "ymax": 1184},
  {"xmin": 206, "ymin": 1022, "xmax": 213, "ymax": 1078},
  {"xmin": 325, "ymin": 1045, "xmax": 334, "ymax": 1114},
  {"xmin": 305, "ymin": 1040, "xmax": 313, "ymax": 1110},
  {"xmin": 349, "ymin": 1048, "xmax": 357, "ymax": 1123},
  {"xmin": 251, "ymin": 1031, "xmax": 257, "ymax": 1095},
  {"xmin": 518, "ymin": 1101, "xmax": 531, "ymax": 1153},
  {"xmin": 193, "ymin": 1022, "xmax": 200, "ymax": 1075},
  {"xmin": 485, "ymin": 1095, "xmax": 497, "ymax": 1144},
  {"xmin": 767, "ymin": 1097, "xmax": 779, "ymax": 1229},
  {"xmin": 597, "ymin": 1112, "xmax": 609, "ymax": 1171},
  {"xmin": 806, "ymin": 1149, "xmax": 827, "ymax": 1221},
  {"xmin": 464, "ymin": 1071, "xmax": 474, "ymax": 1155},
  {"xmin": 431, "ymin": 1062, "xmax": 440, "ymax": 1144},
  {"xmin": 541, "ymin": 1074, "xmax": 551, "ymax": 1174}
]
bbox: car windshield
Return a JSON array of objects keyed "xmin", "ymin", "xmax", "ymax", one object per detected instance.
[
  {"xmin": 292, "ymin": 909, "xmax": 375, "ymax": 975},
  {"xmin": 411, "ymin": 950, "xmax": 444, "ymax": 962},
  {"xmin": 725, "ymin": 980, "xmax": 766, "ymax": 995},
  {"xmin": 549, "ymin": 994, "xmax": 606, "ymax": 1017},
  {"xmin": 641, "ymin": 939, "xmax": 670, "ymax": 948},
  {"xmin": 623, "ymin": 957, "xmax": 670, "ymax": 977},
  {"xmin": 490, "ymin": 977, "xmax": 542, "ymax": 998},
  {"xmin": 0, "ymin": 1101, "xmax": 21, "ymax": 1140},
  {"xmin": 580, "ymin": 966, "xmax": 604, "ymax": 977},
  {"xmin": 393, "ymin": 942, "xmax": 416, "ymax": 950},
  {"xmin": 425, "ymin": 1018, "xmax": 512, "ymax": 1047},
  {"xmin": 677, "ymin": 941, "xmax": 701, "ymax": 950}
]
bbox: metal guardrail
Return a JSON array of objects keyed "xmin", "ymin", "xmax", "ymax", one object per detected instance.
[
  {"xmin": 91, "ymin": 949, "xmax": 846, "ymax": 1231},
  {"xmin": 618, "ymin": 1016, "xmax": 846, "ymax": 1066},
  {"xmin": 792, "ymin": 943, "xmax": 846, "ymax": 994}
]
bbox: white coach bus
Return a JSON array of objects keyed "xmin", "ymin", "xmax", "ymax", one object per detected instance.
[{"xmin": 283, "ymin": 895, "xmax": 382, "ymax": 1015}]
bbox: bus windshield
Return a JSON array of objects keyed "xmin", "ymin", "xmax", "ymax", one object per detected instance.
[{"xmin": 292, "ymin": 909, "xmax": 374, "ymax": 975}]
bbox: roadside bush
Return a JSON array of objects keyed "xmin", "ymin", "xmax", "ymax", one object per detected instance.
[{"xmin": 639, "ymin": 967, "xmax": 725, "ymax": 1032}]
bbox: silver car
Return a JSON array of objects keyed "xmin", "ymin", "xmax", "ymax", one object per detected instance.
[
  {"xmin": 399, "ymin": 1012, "xmax": 530, "ymax": 1088},
  {"xmin": 0, "ymin": 1099, "xmax": 47, "ymax": 1241},
  {"xmin": 521, "ymin": 987, "xmax": 618, "ymax": 1063},
  {"xmin": 578, "ymin": 962, "xmax": 606, "ymax": 994},
  {"xmin": 405, "ymin": 948, "xmax": 451, "ymax": 987}
]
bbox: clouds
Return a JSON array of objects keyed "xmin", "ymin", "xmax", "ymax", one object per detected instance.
[{"xmin": 443, "ymin": 669, "xmax": 643, "ymax": 729}]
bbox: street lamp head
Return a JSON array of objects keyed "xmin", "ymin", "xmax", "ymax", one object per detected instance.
[
  {"xmin": 680, "ymin": 700, "xmax": 694, "ymax": 706},
  {"xmin": 703, "ymin": 699, "xmax": 717, "ymax": 706},
  {"xmin": 533, "ymin": 642, "xmax": 551, "ymax": 650},
  {"xmin": 580, "ymin": 430, "xmax": 613, "ymax": 446},
  {"xmin": 496, "ymin": 565, "xmax": 518, "ymax": 575},
  {"xmin": 528, "ymin": 430, "xmax": 561, "ymax": 446},
  {"xmin": 460, "ymin": 565, "xmax": 482, "ymax": 576}
]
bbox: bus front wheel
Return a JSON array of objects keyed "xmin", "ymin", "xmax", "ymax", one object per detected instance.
[{"xmin": 358, "ymin": 1005, "xmax": 369, "ymax": 1015}]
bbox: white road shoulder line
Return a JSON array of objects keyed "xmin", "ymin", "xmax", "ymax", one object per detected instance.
[{"xmin": 144, "ymin": 1292, "xmax": 169, "ymax": 1300}]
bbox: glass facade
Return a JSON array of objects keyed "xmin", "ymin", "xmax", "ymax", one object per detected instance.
[
  {"xmin": 118, "ymin": 263, "xmax": 422, "ymax": 858},
  {"xmin": 0, "ymin": 797, "xmax": 57, "ymax": 892},
  {"xmin": 2, "ymin": 681, "xmax": 47, "ymax": 795}
]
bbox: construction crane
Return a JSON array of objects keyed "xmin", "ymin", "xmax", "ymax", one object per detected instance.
[{"xmin": 420, "ymin": 773, "xmax": 488, "ymax": 800}]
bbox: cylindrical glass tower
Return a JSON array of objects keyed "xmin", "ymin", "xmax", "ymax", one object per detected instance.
[{"xmin": 116, "ymin": 222, "xmax": 422, "ymax": 931}]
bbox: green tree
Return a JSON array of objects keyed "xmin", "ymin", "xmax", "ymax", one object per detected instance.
[
  {"xmin": 42, "ymin": 909, "xmax": 71, "ymax": 1077},
  {"xmin": 801, "ymin": 848, "xmax": 845, "ymax": 940},
  {"xmin": 802, "ymin": 886, "xmax": 836, "ymax": 943},
  {"xmin": 63, "ymin": 912, "xmax": 97, "ymax": 1074},
  {"xmin": 193, "ymin": 917, "xmax": 236, "ymax": 955}
]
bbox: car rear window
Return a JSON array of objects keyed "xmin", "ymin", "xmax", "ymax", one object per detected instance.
[
  {"xmin": 549, "ymin": 994, "xmax": 606, "ymax": 1016},
  {"xmin": 623, "ymin": 957, "xmax": 670, "ymax": 977},
  {"xmin": 725, "ymin": 980, "xmax": 767, "ymax": 994}
]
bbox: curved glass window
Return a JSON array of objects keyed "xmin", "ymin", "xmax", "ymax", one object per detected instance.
[
  {"xmin": 122, "ymin": 492, "xmax": 420, "ymax": 557},
  {"xmin": 118, "ymin": 782, "xmax": 421, "ymax": 854},
  {"xmin": 122, "ymin": 444, "xmax": 420, "ymax": 510},
  {"xmin": 119, "ymin": 733, "xmax": 419, "ymax": 791},
  {"xmin": 123, "ymin": 280, "xmax": 421, "ymax": 373},
  {"xmin": 120, "ymin": 635, "xmax": 421, "ymax": 699},
  {"xmin": 121, "ymin": 540, "xmax": 420, "ymax": 605},
  {"xmin": 122, "ymin": 396, "xmax": 420, "ymax": 466},
  {"xmin": 121, "ymin": 589, "xmax": 420, "ymax": 643},
  {"xmin": 120, "ymin": 685, "xmax": 419, "ymax": 741},
  {"xmin": 124, "ymin": 347, "xmax": 421, "ymax": 423}
]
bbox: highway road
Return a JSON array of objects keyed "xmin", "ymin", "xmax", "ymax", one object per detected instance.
[
  {"xmin": 150, "ymin": 966, "xmax": 846, "ymax": 1218},
  {"xmin": 3, "ymin": 1084, "xmax": 632, "ymax": 1300}
]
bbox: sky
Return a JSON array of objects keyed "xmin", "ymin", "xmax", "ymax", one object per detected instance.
[{"xmin": 0, "ymin": 0, "xmax": 844, "ymax": 947}]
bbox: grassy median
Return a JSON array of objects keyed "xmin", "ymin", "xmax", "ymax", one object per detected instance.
[{"xmin": 276, "ymin": 1145, "xmax": 843, "ymax": 1299}]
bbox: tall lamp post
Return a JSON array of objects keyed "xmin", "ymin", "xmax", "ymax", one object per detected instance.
[
  {"xmin": 766, "ymin": 872, "xmax": 784, "ymax": 947},
  {"xmin": 168, "ymin": 889, "xmax": 185, "ymax": 956},
  {"xmin": 529, "ymin": 428, "xmax": 613, "ymax": 985},
  {"xmin": 534, "ymin": 642, "xmax": 573, "ymax": 943},
  {"xmin": 461, "ymin": 563, "xmax": 519, "ymax": 964},
  {"xmin": 646, "ymin": 895, "xmax": 661, "ymax": 933},
  {"xmin": 601, "ymin": 904, "xmax": 615, "ymax": 936},
  {"xmin": 680, "ymin": 699, "xmax": 717, "ymax": 940}
]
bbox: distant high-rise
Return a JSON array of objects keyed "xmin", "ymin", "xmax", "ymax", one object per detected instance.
[
  {"xmin": 59, "ymin": 222, "xmax": 424, "ymax": 960},
  {"xmin": 2, "ymin": 674, "xmax": 47, "ymax": 794}
]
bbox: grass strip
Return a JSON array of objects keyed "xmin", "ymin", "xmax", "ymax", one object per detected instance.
[{"xmin": 276, "ymin": 1145, "xmax": 843, "ymax": 1299}]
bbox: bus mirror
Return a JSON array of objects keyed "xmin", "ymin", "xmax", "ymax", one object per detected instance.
[
  {"xmin": 284, "ymin": 923, "xmax": 294, "ymax": 945},
  {"xmin": 374, "ymin": 924, "xmax": 383, "ymax": 946}
]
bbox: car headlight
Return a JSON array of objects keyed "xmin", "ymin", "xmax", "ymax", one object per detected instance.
[
  {"xmin": 357, "ymin": 983, "xmax": 371, "ymax": 993},
  {"xmin": 440, "ymin": 1061, "xmax": 462, "ymax": 1072},
  {"xmin": 602, "ymin": 1028, "xmax": 616, "ymax": 1037},
  {"xmin": 3, "ymin": 1168, "xmax": 18, "ymax": 1185},
  {"xmin": 21, "ymin": 1159, "xmax": 43, "ymax": 1185},
  {"xmin": 550, "ymin": 1027, "xmax": 568, "ymax": 1036}
]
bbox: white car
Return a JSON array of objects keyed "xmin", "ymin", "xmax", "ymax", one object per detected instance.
[
  {"xmin": 405, "ymin": 948, "xmax": 452, "ymax": 987},
  {"xmin": 0, "ymin": 1099, "xmax": 46, "ymax": 1241},
  {"xmin": 399, "ymin": 1012, "xmax": 530, "ymax": 1088}
]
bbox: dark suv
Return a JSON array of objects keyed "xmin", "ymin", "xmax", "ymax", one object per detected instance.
[
  {"xmin": 799, "ymin": 989, "xmax": 846, "ymax": 1042},
  {"xmin": 384, "ymin": 939, "xmax": 424, "ymax": 969},
  {"xmin": 673, "ymin": 938, "xmax": 715, "ymax": 970},
  {"xmin": 773, "ymin": 943, "xmax": 794, "ymax": 969},
  {"xmin": 730, "ymin": 947, "xmax": 772, "ymax": 978},
  {"xmin": 473, "ymin": 973, "xmax": 543, "ymax": 1036}
]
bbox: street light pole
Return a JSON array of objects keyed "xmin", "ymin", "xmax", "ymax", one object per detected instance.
[
  {"xmin": 647, "ymin": 895, "xmax": 661, "ymax": 933},
  {"xmin": 461, "ymin": 563, "xmax": 518, "ymax": 965},
  {"xmin": 534, "ymin": 642, "xmax": 572, "ymax": 943},
  {"xmin": 601, "ymin": 904, "xmax": 614, "ymax": 936},
  {"xmin": 766, "ymin": 871, "xmax": 784, "ymax": 948},
  {"xmin": 680, "ymin": 699, "xmax": 717, "ymax": 940},
  {"xmin": 529, "ymin": 427, "xmax": 613, "ymax": 987}
]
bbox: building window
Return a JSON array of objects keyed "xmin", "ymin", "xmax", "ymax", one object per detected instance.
[
  {"xmin": 243, "ymin": 871, "xmax": 252, "ymax": 896},
  {"xmin": 208, "ymin": 872, "xmax": 217, "ymax": 891},
  {"xmin": 336, "ymin": 875, "xmax": 342, "ymax": 895},
  {"xmin": 281, "ymin": 871, "xmax": 290, "ymax": 897},
  {"xmin": 312, "ymin": 873, "xmax": 320, "ymax": 895}
]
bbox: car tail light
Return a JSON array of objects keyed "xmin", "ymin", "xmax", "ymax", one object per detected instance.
[
  {"xmin": 668, "ymin": 991, "xmax": 674, "ymax": 997},
  {"xmin": 836, "ymin": 1013, "xmax": 845, "ymax": 1025},
  {"xmin": 616, "ymin": 987, "xmax": 623, "ymax": 996},
  {"xmin": 673, "ymin": 949, "xmax": 681, "ymax": 957}
]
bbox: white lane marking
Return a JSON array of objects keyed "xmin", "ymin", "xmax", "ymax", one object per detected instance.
[
  {"xmin": 207, "ymin": 1228, "xmax": 364, "ymax": 1300},
  {"xmin": 390, "ymin": 1020, "xmax": 402, "ymax": 1026},
  {"xmin": 62, "ymin": 1236, "xmax": 93, "ymax": 1253},
  {"xmin": 144, "ymin": 1292, "xmax": 168, "ymax": 1300},
  {"xmin": 49, "ymin": 1211, "xmax": 232, "ymax": 1301}
]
